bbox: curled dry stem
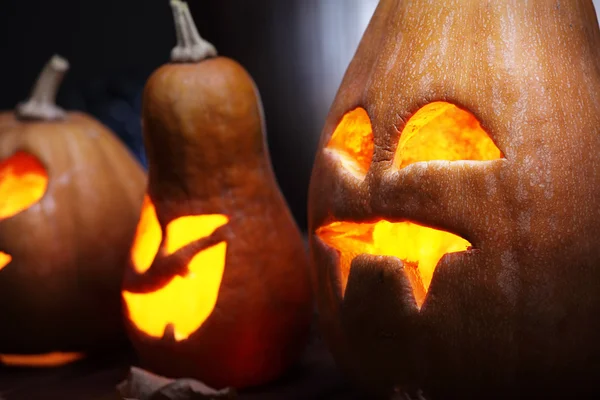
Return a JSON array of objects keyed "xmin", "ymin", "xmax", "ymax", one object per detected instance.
[
  {"xmin": 16, "ymin": 55, "xmax": 69, "ymax": 121},
  {"xmin": 169, "ymin": 0, "xmax": 217, "ymax": 63}
]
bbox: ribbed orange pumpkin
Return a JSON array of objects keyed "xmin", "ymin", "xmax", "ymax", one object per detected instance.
[{"xmin": 0, "ymin": 55, "xmax": 146, "ymax": 367}]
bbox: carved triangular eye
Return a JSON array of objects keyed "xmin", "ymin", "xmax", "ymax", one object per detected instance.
[
  {"xmin": 394, "ymin": 101, "xmax": 503, "ymax": 169},
  {"xmin": 129, "ymin": 195, "xmax": 229, "ymax": 274},
  {"xmin": 0, "ymin": 151, "xmax": 48, "ymax": 271},
  {"xmin": 325, "ymin": 107, "xmax": 373, "ymax": 178},
  {"xmin": 130, "ymin": 195, "xmax": 162, "ymax": 274}
]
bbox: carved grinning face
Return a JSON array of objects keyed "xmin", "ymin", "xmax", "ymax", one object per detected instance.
[
  {"xmin": 315, "ymin": 101, "xmax": 502, "ymax": 308},
  {"xmin": 0, "ymin": 151, "xmax": 87, "ymax": 367},
  {"xmin": 308, "ymin": 1, "xmax": 600, "ymax": 396},
  {"xmin": 122, "ymin": 195, "xmax": 229, "ymax": 342}
]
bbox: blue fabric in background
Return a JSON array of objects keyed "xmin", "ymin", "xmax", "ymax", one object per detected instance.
[{"xmin": 61, "ymin": 72, "xmax": 149, "ymax": 169}]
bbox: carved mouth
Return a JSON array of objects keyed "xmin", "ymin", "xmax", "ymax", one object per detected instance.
[
  {"xmin": 0, "ymin": 352, "xmax": 84, "ymax": 367},
  {"xmin": 122, "ymin": 241, "xmax": 228, "ymax": 341},
  {"xmin": 316, "ymin": 220, "xmax": 471, "ymax": 308},
  {"xmin": 0, "ymin": 251, "xmax": 11, "ymax": 272}
]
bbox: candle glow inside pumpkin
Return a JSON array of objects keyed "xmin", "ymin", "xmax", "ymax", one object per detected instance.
[
  {"xmin": 123, "ymin": 195, "xmax": 229, "ymax": 341},
  {"xmin": 0, "ymin": 151, "xmax": 48, "ymax": 271},
  {"xmin": 317, "ymin": 102, "xmax": 502, "ymax": 308},
  {"xmin": 0, "ymin": 352, "xmax": 84, "ymax": 367}
]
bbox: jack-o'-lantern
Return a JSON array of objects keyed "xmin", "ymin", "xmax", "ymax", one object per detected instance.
[
  {"xmin": 121, "ymin": 0, "xmax": 312, "ymax": 389},
  {"xmin": 308, "ymin": 0, "xmax": 600, "ymax": 398},
  {"xmin": 0, "ymin": 55, "xmax": 146, "ymax": 367}
]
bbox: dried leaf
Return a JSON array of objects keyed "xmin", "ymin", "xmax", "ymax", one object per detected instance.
[{"xmin": 117, "ymin": 367, "xmax": 237, "ymax": 400}]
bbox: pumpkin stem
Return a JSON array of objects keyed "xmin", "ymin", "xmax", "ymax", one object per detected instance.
[
  {"xmin": 169, "ymin": 0, "xmax": 217, "ymax": 63},
  {"xmin": 16, "ymin": 55, "xmax": 69, "ymax": 121}
]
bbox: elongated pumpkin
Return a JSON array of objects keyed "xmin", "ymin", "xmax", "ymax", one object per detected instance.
[
  {"xmin": 121, "ymin": 0, "xmax": 312, "ymax": 389},
  {"xmin": 0, "ymin": 55, "xmax": 146, "ymax": 366},
  {"xmin": 309, "ymin": 0, "xmax": 600, "ymax": 398}
]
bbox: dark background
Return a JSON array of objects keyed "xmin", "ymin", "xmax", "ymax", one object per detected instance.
[{"xmin": 0, "ymin": 0, "xmax": 379, "ymax": 232}]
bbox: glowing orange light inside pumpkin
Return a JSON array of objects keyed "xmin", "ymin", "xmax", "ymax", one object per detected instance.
[
  {"xmin": 326, "ymin": 107, "xmax": 374, "ymax": 177},
  {"xmin": 319, "ymin": 102, "xmax": 502, "ymax": 308},
  {"xmin": 394, "ymin": 101, "xmax": 502, "ymax": 168},
  {"xmin": 130, "ymin": 195, "xmax": 162, "ymax": 274},
  {"xmin": 0, "ymin": 251, "xmax": 11, "ymax": 272},
  {"xmin": 317, "ymin": 221, "xmax": 471, "ymax": 307},
  {"xmin": 164, "ymin": 214, "xmax": 228, "ymax": 255},
  {"xmin": 123, "ymin": 199, "xmax": 229, "ymax": 341},
  {"xmin": 0, "ymin": 352, "xmax": 84, "ymax": 367},
  {"xmin": 0, "ymin": 151, "xmax": 48, "ymax": 272},
  {"xmin": 0, "ymin": 151, "xmax": 48, "ymax": 220}
]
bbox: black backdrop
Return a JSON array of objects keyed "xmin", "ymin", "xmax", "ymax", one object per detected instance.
[{"xmin": 0, "ymin": 0, "xmax": 378, "ymax": 232}]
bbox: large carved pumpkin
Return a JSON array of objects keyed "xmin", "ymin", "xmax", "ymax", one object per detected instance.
[
  {"xmin": 308, "ymin": 0, "xmax": 600, "ymax": 398},
  {"xmin": 121, "ymin": 0, "xmax": 312, "ymax": 389},
  {"xmin": 0, "ymin": 55, "xmax": 146, "ymax": 367}
]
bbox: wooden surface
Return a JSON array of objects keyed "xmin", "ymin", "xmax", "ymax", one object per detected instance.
[{"xmin": 0, "ymin": 327, "xmax": 370, "ymax": 400}]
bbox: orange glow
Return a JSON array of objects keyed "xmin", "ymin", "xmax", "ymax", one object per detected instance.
[
  {"xmin": 0, "ymin": 152, "xmax": 47, "ymax": 272},
  {"xmin": 130, "ymin": 195, "xmax": 162, "ymax": 274},
  {"xmin": 326, "ymin": 107, "xmax": 374, "ymax": 177},
  {"xmin": 0, "ymin": 151, "xmax": 48, "ymax": 220},
  {"xmin": 317, "ymin": 102, "xmax": 501, "ymax": 308},
  {"xmin": 0, "ymin": 352, "xmax": 84, "ymax": 367},
  {"xmin": 317, "ymin": 221, "xmax": 470, "ymax": 307},
  {"xmin": 123, "ymin": 214, "xmax": 229, "ymax": 341},
  {"xmin": 394, "ymin": 101, "xmax": 502, "ymax": 169},
  {"xmin": 0, "ymin": 251, "xmax": 11, "ymax": 271},
  {"xmin": 165, "ymin": 214, "xmax": 229, "ymax": 255}
]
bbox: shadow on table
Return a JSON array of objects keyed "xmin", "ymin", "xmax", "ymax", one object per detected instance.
[{"xmin": 0, "ymin": 324, "xmax": 370, "ymax": 400}]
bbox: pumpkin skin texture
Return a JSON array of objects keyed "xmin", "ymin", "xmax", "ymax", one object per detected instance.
[
  {"xmin": 0, "ymin": 56, "xmax": 146, "ymax": 364},
  {"xmin": 121, "ymin": 1, "xmax": 312, "ymax": 390},
  {"xmin": 308, "ymin": 0, "xmax": 600, "ymax": 399}
]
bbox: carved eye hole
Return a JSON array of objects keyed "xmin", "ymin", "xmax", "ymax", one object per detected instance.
[
  {"xmin": 129, "ymin": 195, "xmax": 230, "ymax": 274},
  {"xmin": 325, "ymin": 107, "xmax": 374, "ymax": 178},
  {"xmin": 394, "ymin": 101, "xmax": 503, "ymax": 169},
  {"xmin": 317, "ymin": 220, "xmax": 471, "ymax": 308},
  {"xmin": 0, "ymin": 252, "xmax": 11, "ymax": 272},
  {"xmin": 130, "ymin": 195, "xmax": 162, "ymax": 274},
  {"xmin": 164, "ymin": 214, "xmax": 229, "ymax": 255},
  {"xmin": 0, "ymin": 151, "xmax": 49, "ymax": 272}
]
